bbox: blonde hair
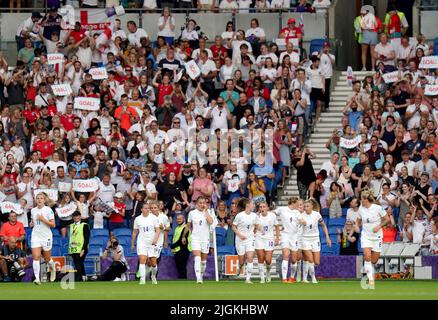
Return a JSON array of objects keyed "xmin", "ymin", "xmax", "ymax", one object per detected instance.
[
  {"xmin": 304, "ymin": 198, "xmax": 320, "ymax": 212},
  {"xmin": 36, "ymin": 192, "xmax": 55, "ymax": 207},
  {"xmin": 360, "ymin": 188, "xmax": 375, "ymax": 203}
]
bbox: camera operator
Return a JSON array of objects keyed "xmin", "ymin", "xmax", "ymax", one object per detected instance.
[
  {"xmin": 0, "ymin": 237, "xmax": 27, "ymax": 282},
  {"xmin": 100, "ymin": 236, "xmax": 128, "ymax": 281}
]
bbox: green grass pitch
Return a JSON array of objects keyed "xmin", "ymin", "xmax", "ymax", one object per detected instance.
[{"xmin": 1, "ymin": 280, "xmax": 438, "ymax": 300}]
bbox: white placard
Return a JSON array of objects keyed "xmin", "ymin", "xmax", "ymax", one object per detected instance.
[
  {"xmin": 419, "ymin": 56, "xmax": 438, "ymax": 69},
  {"xmin": 0, "ymin": 191, "xmax": 6, "ymax": 203},
  {"xmin": 51, "ymin": 84, "xmax": 73, "ymax": 96},
  {"xmin": 340, "ymin": 135, "xmax": 362, "ymax": 149},
  {"xmin": 228, "ymin": 178, "xmax": 240, "ymax": 192},
  {"xmin": 56, "ymin": 203, "xmax": 77, "ymax": 218},
  {"xmin": 72, "ymin": 179, "xmax": 99, "ymax": 192},
  {"xmin": 185, "ymin": 60, "xmax": 201, "ymax": 80},
  {"xmin": 34, "ymin": 189, "xmax": 59, "ymax": 202},
  {"xmin": 47, "ymin": 53, "xmax": 64, "ymax": 66},
  {"xmin": 89, "ymin": 67, "xmax": 108, "ymax": 80},
  {"xmin": 74, "ymin": 97, "xmax": 100, "ymax": 111},
  {"xmin": 0, "ymin": 201, "xmax": 22, "ymax": 214},
  {"xmin": 58, "ymin": 182, "xmax": 72, "ymax": 193},
  {"xmin": 136, "ymin": 141, "xmax": 148, "ymax": 156},
  {"xmin": 425, "ymin": 84, "xmax": 438, "ymax": 96},
  {"xmin": 382, "ymin": 71, "xmax": 400, "ymax": 83},
  {"xmin": 175, "ymin": 69, "xmax": 183, "ymax": 83}
]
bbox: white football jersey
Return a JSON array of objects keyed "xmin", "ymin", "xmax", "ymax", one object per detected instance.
[
  {"xmin": 156, "ymin": 213, "xmax": 170, "ymax": 246},
  {"xmin": 31, "ymin": 206, "xmax": 54, "ymax": 240},
  {"xmin": 256, "ymin": 211, "xmax": 278, "ymax": 240},
  {"xmin": 134, "ymin": 214, "xmax": 160, "ymax": 243},
  {"xmin": 275, "ymin": 206, "xmax": 302, "ymax": 236},
  {"xmin": 359, "ymin": 204, "xmax": 387, "ymax": 240},
  {"xmin": 301, "ymin": 211, "xmax": 322, "ymax": 238},
  {"xmin": 188, "ymin": 209, "xmax": 211, "ymax": 242},
  {"xmin": 233, "ymin": 211, "xmax": 258, "ymax": 240}
]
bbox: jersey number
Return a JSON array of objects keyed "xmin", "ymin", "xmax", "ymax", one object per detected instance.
[{"xmin": 264, "ymin": 226, "xmax": 269, "ymax": 232}]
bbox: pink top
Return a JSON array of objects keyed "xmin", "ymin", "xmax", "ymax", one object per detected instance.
[{"xmin": 191, "ymin": 177, "xmax": 214, "ymax": 202}]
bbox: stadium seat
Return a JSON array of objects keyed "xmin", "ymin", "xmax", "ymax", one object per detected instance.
[
  {"xmin": 328, "ymin": 218, "xmax": 346, "ymax": 227},
  {"xmin": 217, "ymin": 245, "xmax": 236, "ymax": 255},
  {"xmin": 84, "ymin": 258, "xmax": 97, "ymax": 276},
  {"xmin": 117, "ymin": 237, "xmax": 131, "ymax": 248},
  {"xmin": 51, "ymin": 246, "xmax": 62, "ymax": 256},
  {"xmin": 321, "ymin": 208, "xmax": 329, "ymax": 217},
  {"xmin": 341, "ymin": 208, "xmax": 348, "ymax": 217},
  {"xmin": 90, "ymin": 237, "xmax": 105, "ymax": 247},
  {"xmin": 328, "ymin": 225, "xmax": 339, "ymax": 235},
  {"xmin": 88, "ymin": 245, "xmax": 101, "ymax": 256},
  {"xmin": 321, "ymin": 243, "xmax": 340, "ymax": 256},
  {"xmin": 61, "ymin": 244, "xmax": 69, "ymax": 256},
  {"xmin": 52, "ymin": 237, "xmax": 62, "ymax": 247},
  {"xmin": 52, "ymin": 229, "xmax": 61, "ymax": 237},
  {"xmin": 113, "ymin": 228, "xmax": 132, "ymax": 237},
  {"xmin": 309, "ymin": 38, "xmax": 326, "ymax": 55},
  {"xmin": 91, "ymin": 229, "xmax": 110, "ymax": 237},
  {"xmin": 434, "ymin": 37, "xmax": 438, "ymax": 55}
]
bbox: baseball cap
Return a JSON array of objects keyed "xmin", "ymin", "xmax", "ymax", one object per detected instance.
[
  {"xmin": 114, "ymin": 192, "xmax": 124, "ymax": 198},
  {"xmin": 323, "ymin": 42, "xmax": 330, "ymax": 47},
  {"xmin": 32, "ymin": 12, "xmax": 42, "ymax": 18},
  {"xmin": 287, "ymin": 18, "xmax": 296, "ymax": 24}
]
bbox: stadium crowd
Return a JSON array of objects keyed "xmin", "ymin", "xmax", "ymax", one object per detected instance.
[{"xmin": 0, "ymin": 0, "xmax": 437, "ymax": 283}]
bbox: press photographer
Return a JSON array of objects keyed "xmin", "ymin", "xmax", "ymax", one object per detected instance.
[{"xmin": 0, "ymin": 237, "xmax": 27, "ymax": 282}]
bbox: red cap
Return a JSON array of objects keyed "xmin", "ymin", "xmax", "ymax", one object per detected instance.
[
  {"xmin": 323, "ymin": 41, "xmax": 330, "ymax": 47},
  {"xmin": 287, "ymin": 18, "xmax": 296, "ymax": 24}
]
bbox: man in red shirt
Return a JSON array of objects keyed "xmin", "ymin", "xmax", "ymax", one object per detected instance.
[
  {"xmin": 0, "ymin": 212, "xmax": 25, "ymax": 249},
  {"xmin": 60, "ymin": 102, "xmax": 77, "ymax": 132},
  {"xmin": 68, "ymin": 22, "xmax": 86, "ymax": 43},
  {"xmin": 32, "ymin": 129, "xmax": 55, "ymax": 161},
  {"xmin": 22, "ymin": 100, "xmax": 40, "ymax": 126},
  {"xmin": 210, "ymin": 35, "xmax": 228, "ymax": 66},
  {"xmin": 114, "ymin": 94, "xmax": 138, "ymax": 132},
  {"xmin": 279, "ymin": 18, "xmax": 303, "ymax": 45},
  {"xmin": 109, "ymin": 192, "xmax": 126, "ymax": 231}
]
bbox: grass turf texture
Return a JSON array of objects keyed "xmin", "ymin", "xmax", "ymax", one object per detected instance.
[{"xmin": 1, "ymin": 280, "xmax": 438, "ymax": 300}]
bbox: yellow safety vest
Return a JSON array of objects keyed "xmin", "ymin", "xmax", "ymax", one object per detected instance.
[
  {"xmin": 173, "ymin": 224, "xmax": 191, "ymax": 253},
  {"xmin": 69, "ymin": 222, "xmax": 88, "ymax": 254}
]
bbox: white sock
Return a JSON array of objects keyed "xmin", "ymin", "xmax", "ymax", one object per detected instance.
[
  {"xmin": 33, "ymin": 260, "xmax": 40, "ymax": 281},
  {"xmin": 281, "ymin": 260, "xmax": 289, "ymax": 280},
  {"xmin": 48, "ymin": 259, "xmax": 55, "ymax": 270},
  {"xmin": 259, "ymin": 264, "xmax": 265, "ymax": 280},
  {"xmin": 201, "ymin": 261, "xmax": 207, "ymax": 276},
  {"xmin": 266, "ymin": 263, "xmax": 271, "ymax": 274},
  {"xmin": 308, "ymin": 262, "xmax": 315, "ymax": 278},
  {"xmin": 246, "ymin": 262, "xmax": 253, "ymax": 281},
  {"xmin": 297, "ymin": 260, "xmax": 302, "ymax": 278},
  {"xmin": 364, "ymin": 261, "xmax": 373, "ymax": 282},
  {"xmin": 303, "ymin": 261, "xmax": 309, "ymax": 281},
  {"xmin": 194, "ymin": 256, "xmax": 202, "ymax": 281},
  {"xmin": 151, "ymin": 266, "xmax": 157, "ymax": 277},
  {"xmin": 291, "ymin": 262, "xmax": 298, "ymax": 279},
  {"xmin": 145, "ymin": 265, "xmax": 151, "ymax": 278},
  {"xmin": 139, "ymin": 264, "xmax": 146, "ymax": 281}
]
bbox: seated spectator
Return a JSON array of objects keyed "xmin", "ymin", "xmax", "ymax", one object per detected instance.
[
  {"xmin": 0, "ymin": 212, "xmax": 25, "ymax": 249},
  {"xmin": 338, "ymin": 220, "xmax": 359, "ymax": 255}
]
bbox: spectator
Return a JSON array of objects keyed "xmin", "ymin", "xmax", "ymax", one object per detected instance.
[
  {"xmin": 355, "ymin": 6, "xmax": 379, "ymax": 70},
  {"xmin": 338, "ymin": 220, "xmax": 359, "ymax": 255},
  {"xmin": 0, "ymin": 212, "xmax": 25, "ymax": 249},
  {"xmin": 292, "ymin": 146, "xmax": 317, "ymax": 200}
]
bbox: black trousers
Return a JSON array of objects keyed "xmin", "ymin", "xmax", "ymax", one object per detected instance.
[
  {"xmin": 70, "ymin": 251, "xmax": 87, "ymax": 281},
  {"xmin": 174, "ymin": 250, "xmax": 190, "ymax": 279},
  {"xmin": 100, "ymin": 261, "xmax": 127, "ymax": 281},
  {"xmin": 324, "ymin": 78, "xmax": 331, "ymax": 109}
]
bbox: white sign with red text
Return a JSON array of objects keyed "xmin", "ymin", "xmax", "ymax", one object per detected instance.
[
  {"xmin": 73, "ymin": 179, "xmax": 99, "ymax": 192},
  {"xmin": 382, "ymin": 71, "xmax": 400, "ymax": 83},
  {"xmin": 47, "ymin": 53, "xmax": 64, "ymax": 66},
  {"xmin": 136, "ymin": 141, "xmax": 148, "ymax": 156},
  {"xmin": 0, "ymin": 202, "xmax": 22, "ymax": 214},
  {"xmin": 425, "ymin": 84, "xmax": 438, "ymax": 96},
  {"xmin": 51, "ymin": 84, "xmax": 73, "ymax": 96},
  {"xmin": 185, "ymin": 60, "xmax": 201, "ymax": 80},
  {"xmin": 34, "ymin": 189, "xmax": 59, "ymax": 202},
  {"xmin": 419, "ymin": 56, "xmax": 438, "ymax": 69},
  {"xmin": 74, "ymin": 97, "xmax": 100, "ymax": 111},
  {"xmin": 56, "ymin": 203, "xmax": 77, "ymax": 218},
  {"xmin": 340, "ymin": 135, "xmax": 362, "ymax": 149},
  {"xmin": 58, "ymin": 182, "xmax": 72, "ymax": 193},
  {"xmin": 89, "ymin": 67, "xmax": 108, "ymax": 80}
]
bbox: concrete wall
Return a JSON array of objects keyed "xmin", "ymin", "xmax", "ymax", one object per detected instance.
[{"xmin": 419, "ymin": 10, "xmax": 438, "ymax": 40}]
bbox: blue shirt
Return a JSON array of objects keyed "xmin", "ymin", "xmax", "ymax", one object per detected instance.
[
  {"xmin": 348, "ymin": 110, "xmax": 363, "ymax": 132},
  {"xmin": 219, "ymin": 90, "xmax": 239, "ymax": 113},
  {"xmin": 405, "ymin": 139, "xmax": 426, "ymax": 162},
  {"xmin": 68, "ymin": 160, "xmax": 89, "ymax": 178}
]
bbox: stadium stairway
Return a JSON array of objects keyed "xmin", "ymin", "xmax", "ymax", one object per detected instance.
[{"xmin": 276, "ymin": 70, "xmax": 375, "ymax": 206}]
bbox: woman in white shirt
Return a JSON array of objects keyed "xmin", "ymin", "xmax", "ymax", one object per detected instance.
[
  {"xmin": 157, "ymin": 7, "xmax": 175, "ymax": 45},
  {"xmin": 307, "ymin": 55, "xmax": 325, "ymax": 123},
  {"xmin": 231, "ymin": 30, "xmax": 252, "ymax": 66},
  {"xmin": 354, "ymin": 190, "xmax": 389, "ymax": 288},
  {"xmin": 298, "ymin": 198, "xmax": 330, "ymax": 284},
  {"xmin": 220, "ymin": 56, "xmax": 237, "ymax": 84},
  {"xmin": 260, "ymin": 57, "xmax": 277, "ymax": 91},
  {"xmin": 221, "ymin": 22, "xmax": 235, "ymax": 54}
]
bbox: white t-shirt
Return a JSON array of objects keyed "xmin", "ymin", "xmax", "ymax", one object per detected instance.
[
  {"xmin": 396, "ymin": 44, "xmax": 414, "ymax": 61},
  {"xmin": 155, "ymin": 213, "xmax": 170, "ymax": 246},
  {"xmin": 157, "ymin": 16, "xmax": 175, "ymax": 38},
  {"xmin": 31, "ymin": 206, "xmax": 54, "ymax": 240},
  {"xmin": 245, "ymin": 27, "xmax": 266, "ymax": 39},
  {"xmin": 412, "ymin": 218, "xmax": 428, "ymax": 244},
  {"xmin": 359, "ymin": 203, "xmax": 387, "ymax": 240},
  {"xmin": 306, "ymin": 66, "xmax": 324, "ymax": 89},
  {"xmin": 301, "ymin": 211, "xmax": 322, "ymax": 238},
  {"xmin": 406, "ymin": 104, "xmax": 429, "ymax": 130},
  {"xmin": 77, "ymin": 46, "xmax": 92, "ymax": 70},
  {"xmin": 395, "ymin": 160, "xmax": 416, "ymax": 176},
  {"xmin": 256, "ymin": 53, "xmax": 278, "ymax": 67},
  {"xmin": 374, "ymin": 43, "xmax": 396, "ymax": 66},
  {"xmin": 198, "ymin": 59, "xmax": 217, "ymax": 81},
  {"xmin": 93, "ymin": 211, "xmax": 108, "ymax": 229},
  {"xmin": 233, "ymin": 211, "xmax": 258, "ymax": 240},
  {"xmin": 97, "ymin": 182, "xmax": 116, "ymax": 203},
  {"xmin": 210, "ymin": 106, "xmax": 229, "ymax": 131},
  {"xmin": 279, "ymin": 51, "xmax": 300, "ymax": 64},
  {"xmin": 275, "ymin": 206, "xmax": 302, "ymax": 235},
  {"xmin": 192, "ymin": 48, "xmax": 213, "ymax": 61},
  {"xmin": 220, "ymin": 0, "xmax": 238, "ymax": 9},
  {"xmin": 256, "ymin": 211, "xmax": 278, "ymax": 240},
  {"xmin": 128, "ymin": 28, "xmax": 149, "ymax": 47},
  {"xmin": 320, "ymin": 53, "xmax": 335, "ymax": 78},
  {"xmin": 134, "ymin": 214, "xmax": 160, "ymax": 243},
  {"xmin": 238, "ymin": 0, "xmax": 252, "ymax": 8},
  {"xmin": 346, "ymin": 208, "xmax": 360, "ymax": 223},
  {"xmin": 44, "ymin": 160, "xmax": 67, "ymax": 177},
  {"xmin": 188, "ymin": 209, "xmax": 211, "ymax": 242},
  {"xmin": 260, "ymin": 67, "xmax": 277, "ymax": 83}
]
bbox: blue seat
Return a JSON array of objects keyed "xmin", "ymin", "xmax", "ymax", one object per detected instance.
[
  {"xmin": 52, "ymin": 229, "xmax": 61, "ymax": 237},
  {"xmin": 328, "ymin": 218, "xmax": 346, "ymax": 227},
  {"xmin": 328, "ymin": 225, "xmax": 340, "ymax": 235},
  {"xmin": 61, "ymin": 244, "xmax": 69, "ymax": 256},
  {"xmin": 113, "ymin": 228, "xmax": 132, "ymax": 237},
  {"xmin": 309, "ymin": 38, "xmax": 326, "ymax": 56},
  {"xmin": 52, "ymin": 237, "xmax": 63, "ymax": 247},
  {"xmin": 342, "ymin": 208, "xmax": 348, "ymax": 217},
  {"xmin": 434, "ymin": 37, "xmax": 438, "ymax": 55},
  {"xmin": 51, "ymin": 246, "xmax": 62, "ymax": 256},
  {"xmin": 117, "ymin": 237, "xmax": 131, "ymax": 249},
  {"xmin": 91, "ymin": 229, "xmax": 110, "ymax": 237},
  {"xmin": 88, "ymin": 245, "xmax": 101, "ymax": 256},
  {"xmin": 321, "ymin": 243, "xmax": 340, "ymax": 256},
  {"xmin": 84, "ymin": 258, "xmax": 97, "ymax": 276},
  {"xmin": 217, "ymin": 245, "xmax": 236, "ymax": 255},
  {"xmin": 25, "ymin": 227, "xmax": 32, "ymax": 236},
  {"xmin": 321, "ymin": 234, "xmax": 338, "ymax": 244},
  {"xmin": 321, "ymin": 208, "xmax": 329, "ymax": 217},
  {"xmin": 90, "ymin": 237, "xmax": 105, "ymax": 247}
]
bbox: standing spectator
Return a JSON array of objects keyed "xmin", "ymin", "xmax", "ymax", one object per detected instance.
[
  {"xmin": 383, "ymin": 4, "xmax": 409, "ymax": 38},
  {"xmin": 69, "ymin": 211, "xmax": 90, "ymax": 282},
  {"xmin": 373, "ymin": 33, "xmax": 396, "ymax": 68},
  {"xmin": 338, "ymin": 220, "xmax": 359, "ymax": 255},
  {"xmin": 320, "ymin": 42, "xmax": 335, "ymax": 110},
  {"xmin": 157, "ymin": 7, "xmax": 176, "ymax": 45},
  {"xmin": 292, "ymin": 146, "xmax": 317, "ymax": 200},
  {"xmin": 355, "ymin": 7, "xmax": 379, "ymax": 70}
]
